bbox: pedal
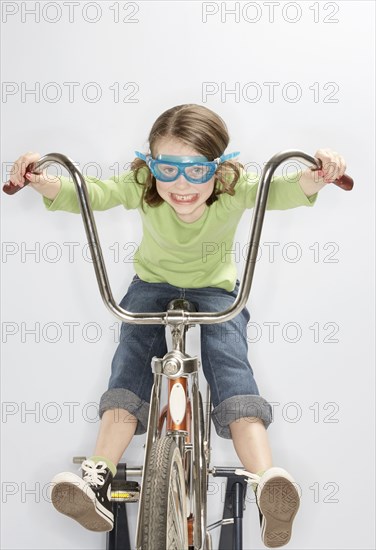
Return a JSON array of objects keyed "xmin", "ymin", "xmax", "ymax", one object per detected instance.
[{"xmin": 111, "ymin": 480, "xmax": 140, "ymax": 502}]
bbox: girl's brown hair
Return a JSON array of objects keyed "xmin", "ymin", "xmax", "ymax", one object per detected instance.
[{"xmin": 131, "ymin": 104, "xmax": 243, "ymax": 208}]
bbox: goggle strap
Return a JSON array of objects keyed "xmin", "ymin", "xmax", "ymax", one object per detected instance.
[
  {"xmin": 135, "ymin": 151, "xmax": 146, "ymax": 161},
  {"xmin": 135, "ymin": 150, "xmax": 240, "ymax": 166},
  {"xmin": 216, "ymin": 151, "xmax": 241, "ymax": 164},
  {"xmin": 135, "ymin": 151, "xmax": 153, "ymax": 170}
]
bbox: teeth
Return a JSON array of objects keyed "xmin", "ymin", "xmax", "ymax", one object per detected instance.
[{"xmin": 171, "ymin": 193, "xmax": 198, "ymax": 202}]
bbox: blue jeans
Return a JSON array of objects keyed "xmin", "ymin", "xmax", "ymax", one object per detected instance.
[{"xmin": 99, "ymin": 275, "xmax": 272, "ymax": 439}]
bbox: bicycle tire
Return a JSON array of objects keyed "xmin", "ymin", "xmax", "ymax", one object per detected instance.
[
  {"xmin": 194, "ymin": 389, "xmax": 208, "ymax": 548},
  {"xmin": 140, "ymin": 436, "xmax": 188, "ymax": 550}
]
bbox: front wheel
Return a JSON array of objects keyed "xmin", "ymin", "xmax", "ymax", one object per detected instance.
[{"xmin": 140, "ymin": 436, "xmax": 188, "ymax": 550}]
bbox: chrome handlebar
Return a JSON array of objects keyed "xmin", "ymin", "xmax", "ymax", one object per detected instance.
[{"xmin": 6, "ymin": 151, "xmax": 348, "ymax": 325}]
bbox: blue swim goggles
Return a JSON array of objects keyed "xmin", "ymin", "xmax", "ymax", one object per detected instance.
[{"xmin": 135, "ymin": 150, "xmax": 240, "ymax": 184}]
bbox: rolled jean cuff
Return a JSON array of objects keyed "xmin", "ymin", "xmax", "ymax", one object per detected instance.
[
  {"xmin": 99, "ymin": 388, "xmax": 149, "ymax": 436},
  {"xmin": 211, "ymin": 395, "xmax": 273, "ymax": 439}
]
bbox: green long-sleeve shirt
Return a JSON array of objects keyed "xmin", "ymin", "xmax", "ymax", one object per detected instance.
[{"xmin": 43, "ymin": 167, "xmax": 317, "ymax": 291}]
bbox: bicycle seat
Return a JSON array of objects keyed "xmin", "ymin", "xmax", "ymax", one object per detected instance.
[{"xmin": 167, "ymin": 299, "xmax": 197, "ymax": 312}]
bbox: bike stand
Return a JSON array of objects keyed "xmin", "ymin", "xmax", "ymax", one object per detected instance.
[
  {"xmin": 209, "ymin": 467, "xmax": 249, "ymax": 550},
  {"xmin": 106, "ymin": 462, "xmax": 140, "ymax": 550},
  {"xmin": 106, "ymin": 464, "xmax": 250, "ymax": 550},
  {"xmin": 74, "ymin": 456, "xmax": 249, "ymax": 550}
]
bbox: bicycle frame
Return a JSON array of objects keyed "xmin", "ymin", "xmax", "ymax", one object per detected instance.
[
  {"xmin": 136, "ymin": 309, "xmax": 208, "ymax": 549},
  {"xmin": 9, "ymin": 149, "xmax": 352, "ymax": 549}
]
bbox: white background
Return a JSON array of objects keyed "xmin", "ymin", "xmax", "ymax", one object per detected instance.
[{"xmin": 1, "ymin": 1, "xmax": 375, "ymax": 549}]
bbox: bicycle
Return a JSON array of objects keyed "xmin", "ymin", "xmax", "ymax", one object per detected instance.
[{"xmin": 4, "ymin": 151, "xmax": 353, "ymax": 549}]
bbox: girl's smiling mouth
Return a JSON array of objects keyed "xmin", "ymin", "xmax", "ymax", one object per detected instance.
[{"xmin": 169, "ymin": 192, "xmax": 200, "ymax": 204}]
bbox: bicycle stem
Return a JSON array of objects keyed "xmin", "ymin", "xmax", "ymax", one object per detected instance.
[{"xmin": 17, "ymin": 151, "xmax": 328, "ymax": 325}]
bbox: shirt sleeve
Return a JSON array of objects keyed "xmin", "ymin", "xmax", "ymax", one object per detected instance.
[
  {"xmin": 42, "ymin": 168, "xmax": 146, "ymax": 213},
  {"xmin": 222, "ymin": 170, "xmax": 318, "ymax": 211}
]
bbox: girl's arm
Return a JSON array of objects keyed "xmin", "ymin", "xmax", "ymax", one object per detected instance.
[
  {"xmin": 298, "ymin": 148, "xmax": 347, "ymax": 197},
  {"xmin": 8, "ymin": 151, "xmax": 145, "ymax": 213},
  {"xmin": 26, "ymin": 173, "xmax": 61, "ymax": 200}
]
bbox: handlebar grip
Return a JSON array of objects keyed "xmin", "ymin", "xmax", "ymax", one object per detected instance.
[
  {"xmin": 2, "ymin": 180, "xmax": 30, "ymax": 195},
  {"xmin": 311, "ymin": 161, "xmax": 354, "ymax": 191},
  {"xmin": 332, "ymin": 173, "xmax": 354, "ymax": 191},
  {"xmin": 2, "ymin": 163, "xmax": 38, "ymax": 195}
]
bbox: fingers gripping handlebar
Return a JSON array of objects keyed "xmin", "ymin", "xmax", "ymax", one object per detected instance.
[{"xmin": 2, "ymin": 151, "xmax": 354, "ymax": 325}]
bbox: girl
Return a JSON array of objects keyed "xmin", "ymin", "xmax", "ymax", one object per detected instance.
[{"xmin": 10, "ymin": 104, "xmax": 346, "ymax": 548}]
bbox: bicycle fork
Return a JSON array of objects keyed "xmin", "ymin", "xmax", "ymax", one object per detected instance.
[{"xmin": 135, "ymin": 306, "xmax": 207, "ymax": 550}]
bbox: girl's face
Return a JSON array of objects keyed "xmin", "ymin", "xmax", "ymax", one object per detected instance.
[{"xmin": 153, "ymin": 138, "xmax": 215, "ymax": 223}]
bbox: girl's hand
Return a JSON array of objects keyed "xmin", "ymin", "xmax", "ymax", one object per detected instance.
[
  {"xmin": 314, "ymin": 148, "xmax": 347, "ymax": 184},
  {"xmin": 8, "ymin": 152, "xmax": 61, "ymax": 199},
  {"xmin": 9, "ymin": 152, "xmax": 44, "ymax": 188}
]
